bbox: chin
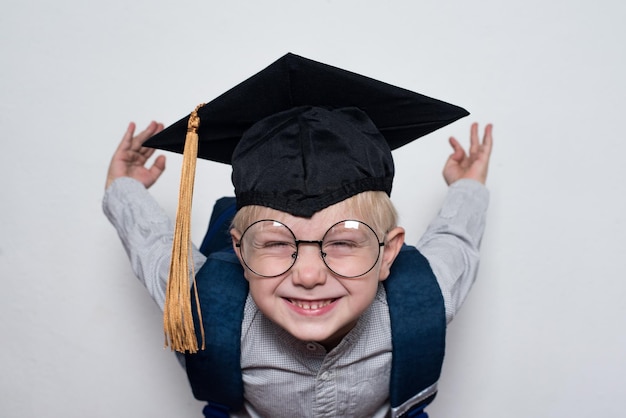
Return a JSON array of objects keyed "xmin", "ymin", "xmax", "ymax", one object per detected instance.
[{"xmin": 284, "ymin": 319, "xmax": 355, "ymax": 349}]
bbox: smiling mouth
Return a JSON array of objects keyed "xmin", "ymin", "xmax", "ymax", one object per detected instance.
[{"xmin": 287, "ymin": 298, "xmax": 337, "ymax": 310}]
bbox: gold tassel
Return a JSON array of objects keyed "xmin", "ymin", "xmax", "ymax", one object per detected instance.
[{"xmin": 163, "ymin": 103, "xmax": 206, "ymax": 353}]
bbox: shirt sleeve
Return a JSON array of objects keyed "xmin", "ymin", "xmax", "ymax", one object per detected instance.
[
  {"xmin": 416, "ymin": 179, "xmax": 490, "ymax": 324},
  {"xmin": 102, "ymin": 177, "xmax": 207, "ymax": 311}
]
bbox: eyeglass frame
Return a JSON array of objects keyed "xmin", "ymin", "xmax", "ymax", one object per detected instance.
[{"xmin": 234, "ymin": 218, "xmax": 386, "ymax": 278}]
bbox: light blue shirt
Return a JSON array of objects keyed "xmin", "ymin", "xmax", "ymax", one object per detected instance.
[{"xmin": 103, "ymin": 178, "xmax": 489, "ymax": 417}]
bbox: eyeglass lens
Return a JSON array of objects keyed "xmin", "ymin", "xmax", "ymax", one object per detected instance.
[{"xmin": 238, "ymin": 219, "xmax": 382, "ymax": 278}]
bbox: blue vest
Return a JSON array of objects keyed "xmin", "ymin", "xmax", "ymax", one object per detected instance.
[{"xmin": 187, "ymin": 198, "xmax": 446, "ymax": 417}]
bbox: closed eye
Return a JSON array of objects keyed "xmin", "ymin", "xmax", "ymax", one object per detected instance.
[
  {"xmin": 263, "ymin": 241, "xmax": 293, "ymax": 248},
  {"xmin": 325, "ymin": 240, "xmax": 359, "ymax": 249}
]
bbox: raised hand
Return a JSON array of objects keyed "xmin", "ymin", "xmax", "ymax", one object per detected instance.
[
  {"xmin": 105, "ymin": 121, "xmax": 165, "ymax": 189},
  {"xmin": 443, "ymin": 123, "xmax": 493, "ymax": 185}
]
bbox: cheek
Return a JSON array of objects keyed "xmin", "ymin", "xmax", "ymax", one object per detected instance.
[
  {"xmin": 365, "ymin": 262, "xmax": 387, "ymax": 282},
  {"xmin": 246, "ymin": 281, "xmax": 270, "ymax": 313},
  {"xmin": 247, "ymin": 278, "xmax": 267, "ymax": 297},
  {"xmin": 344, "ymin": 276, "xmax": 381, "ymax": 306},
  {"xmin": 246, "ymin": 276, "xmax": 282, "ymax": 308}
]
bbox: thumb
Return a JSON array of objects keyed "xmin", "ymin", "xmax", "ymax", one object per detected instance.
[
  {"xmin": 149, "ymin": 155, "xmax": 166, "ymax": 180},
  {"xmin": 447, "ymin": 137, "xmax": 466, "ymax": 163}
]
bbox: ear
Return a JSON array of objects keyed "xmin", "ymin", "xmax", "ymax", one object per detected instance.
[
  {"xmin": 229, "ymin": 226, "xmax": 240, "ymax": 246},
  {"xmin": 231, "ymin": 229, "xmax": 255, "ymax": 282},
  {"xmin": 378, "ymin": 226, "xmax": 405, "ymax": 281},
  {"xmin": 230, "ymin": 228, "xmax": 246, "ymax": 267}
]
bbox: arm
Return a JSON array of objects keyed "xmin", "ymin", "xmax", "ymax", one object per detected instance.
[
  {"xmin": 417, "ymin": 123, "xmax": 493, "ymax": 323},
  {"xmin": 103, "ymin": 122, "xmax": 207, "ymax": 310}
]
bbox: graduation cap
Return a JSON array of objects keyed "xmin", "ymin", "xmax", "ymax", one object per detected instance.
[
  {"xmin": 149, "ymin": 53, "xmax": 469, "ymax": 352},
  {"xmin": 145, "ymin": 52, "xmax": 468, "ymax": 162}
]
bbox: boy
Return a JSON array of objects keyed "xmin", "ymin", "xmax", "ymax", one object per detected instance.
[{"xmin": 103, "ymin": 53, "xmax": 493, "ymax": 417}]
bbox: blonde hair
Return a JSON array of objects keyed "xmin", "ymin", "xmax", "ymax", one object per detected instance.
[
  {"xmin": 232, "ymin": 191, "xmax": 398, "ymax": 241},
  {"xmin": 346, "ymin": 191, "xmax": 398, "ymax": 238}
]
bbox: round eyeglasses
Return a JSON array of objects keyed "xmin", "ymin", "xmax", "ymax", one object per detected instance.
[{"xmin": 235, "ymin": 219, "xmax": 385, "ymax": 278}]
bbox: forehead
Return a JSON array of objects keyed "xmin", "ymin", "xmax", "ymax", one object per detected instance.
[{"xmin": 253, "ymin": 199, "xmax": 370, "ymax": 236}]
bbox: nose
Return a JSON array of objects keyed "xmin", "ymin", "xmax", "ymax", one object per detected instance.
[{"xmin": 290, "ymin": 244, "xmax": 327, "ymax": 288}]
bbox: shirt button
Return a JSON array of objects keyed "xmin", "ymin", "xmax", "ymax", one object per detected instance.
[
  {"xmin": 320, "ymin": 371, "xmax": 330, "ymax": 380},
  {"xmin": 306, "ymin": 343, "xmax": 317, "ymax": 351}
]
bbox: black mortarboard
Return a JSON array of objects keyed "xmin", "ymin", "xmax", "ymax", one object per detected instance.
[
  {"xmin": 151, "ymin": 53, "xmax": 468, "ymax": 352},
  {"xmin": 144, "ymin": 53, "xmax": 468, "ymax": 218}
]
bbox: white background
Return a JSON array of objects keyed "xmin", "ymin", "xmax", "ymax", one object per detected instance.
[{"xmin": 2, "ymin": 1, "xmax": 625, "ymax": 417}]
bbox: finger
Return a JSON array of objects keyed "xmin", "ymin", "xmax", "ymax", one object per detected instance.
[
  {"xmin": 115, "ymin": 122, "xmax": 136, "ymax": 153},
  {"xmin": 132, "ymin": 121, "xmax": 160, "ymax": 148},
  {"xmin": 469, "ymin": 122, "xmax": 479, "ymax": 156},
  {"xmin": 149, "ymin": 155, "xmax": 166, "ymax": 179},
  {"xmin": 138, "ymin": 122, "xmax": 165, "ymax": 154},
  {"xmin": 140, "ymin": 147, "xmax": 157, "ymax": 160},
  {"xmin": 448, "ymin": 136, "xmax": 466, "ymax": 162},
  {"xmin": 482, "ymin": 123, "xmax": 494, "ymax": 154}
]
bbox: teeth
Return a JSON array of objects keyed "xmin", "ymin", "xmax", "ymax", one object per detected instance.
[{"xmin": 290, "ymin": 299, "xmax": 333, "ymax": 310}]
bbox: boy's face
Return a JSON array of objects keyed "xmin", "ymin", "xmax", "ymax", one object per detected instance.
[{"xmin": 231, "ymin": 200, "xmax": 404, "ymax": 350}]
